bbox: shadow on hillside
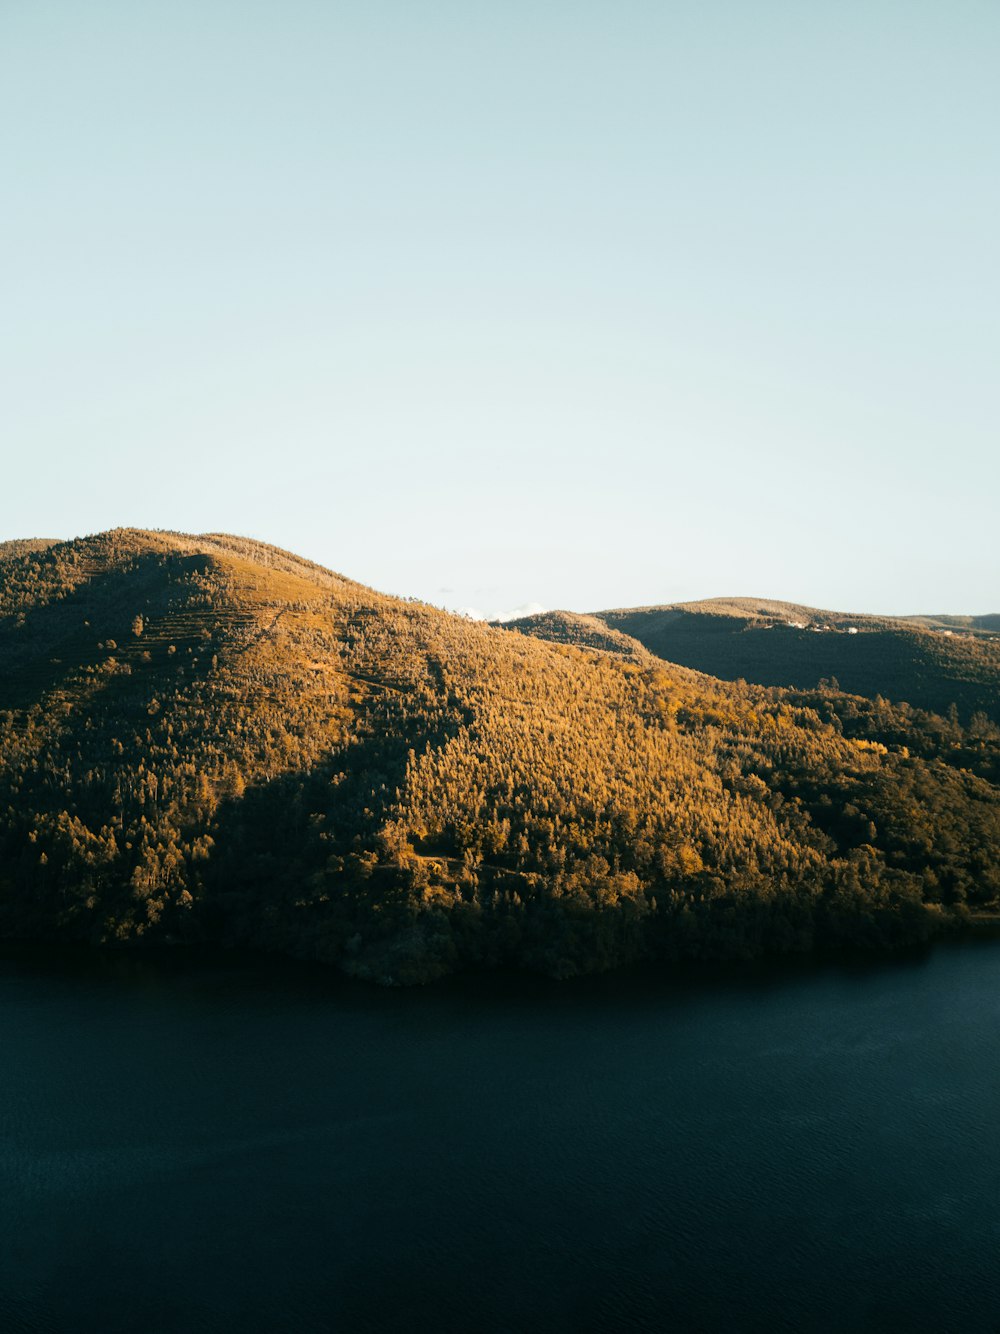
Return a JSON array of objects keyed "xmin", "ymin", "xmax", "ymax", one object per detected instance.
[
  {"xmin": 198, "ymin": 683, "xmax": 463, "ymax": 959},
  {"xmin": 614, "ymin": 615, "xmax": 1000, "ymax": 724}
]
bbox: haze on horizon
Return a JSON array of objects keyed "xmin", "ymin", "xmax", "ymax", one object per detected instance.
[{"xmin": 2, "ymin": 2, "xmax": 997, "ymax": 619}]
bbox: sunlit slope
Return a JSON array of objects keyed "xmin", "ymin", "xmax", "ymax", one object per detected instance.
[
  {"xmin": 1, "ymin": 530, "xmax": 998, "ymax": 983},
  {"xmin": 0, "ymin": 538, "xmax": 60, "ymax": 560},
  {"xmin": 593, "ymin": 599, "xmax": 1000, "ymax": 723},
  {"xmin": 499, "ymin": 610, "xmax": 652, "ymax": 663},
  {"xmin": 904, "ymin": 613, "xmax": 1000, "ymax": 634}
]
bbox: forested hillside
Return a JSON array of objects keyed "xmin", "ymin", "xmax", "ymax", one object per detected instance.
[
  {"xmin": 587, "ymin": 599, "xmax": 1000, "ymax": 724},
  {"xmin": 1, "ymin": 530, "xmax": 998, "ymax": 984},
  {"xmin": 498, "ymin": 610, "xmax": 651, "ymax": 663}
]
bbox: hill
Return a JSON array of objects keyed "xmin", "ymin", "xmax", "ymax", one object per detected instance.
[
  {"xmin": 0, "ymin": 538, "xmax": 61, "ymax": 560},
  {"xmin": 903, "ymin": 613, "xmax": 1000, "ymax": 635},
  {"xmin": 1, "ymin": 530, "xmax": 998, "ymax": 983},
  {"xmin": 497, "ymin": 610, "xmax": 651, "ymax": 663},
  {"xmin": 586, "ymin": 598, "xmax": 1000, "ymax": 723}
]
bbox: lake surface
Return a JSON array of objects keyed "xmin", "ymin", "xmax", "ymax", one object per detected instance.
[{"xmin": 3, "ymin": 944, "xmax": 1000, "ymax": 1333}]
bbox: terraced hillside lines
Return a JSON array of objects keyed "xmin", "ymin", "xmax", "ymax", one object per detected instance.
[{"xmin": 1, "ymin": 528, "xmax": 999, "ymax": 985}]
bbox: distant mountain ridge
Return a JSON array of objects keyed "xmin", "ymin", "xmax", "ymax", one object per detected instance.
[
  {"xmin": 504, "ymin": 596, "xmax": 1000, "ymax": 725},
  {"xmin": 1, "ymin": 530, "xmax": 998, "ymax": 983},
  {"xmin": 601, "ymin": 596, "xmax": 1000, "ymax": 636}
]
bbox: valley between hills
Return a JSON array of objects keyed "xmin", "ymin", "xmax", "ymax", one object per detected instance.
[{"xmin": 1, "ymin": 529, "xmax": 998, "ymax": 984}]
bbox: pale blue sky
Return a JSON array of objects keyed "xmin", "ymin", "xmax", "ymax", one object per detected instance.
[{"xmin": 3, "ymin": 1, "xmax": 997, "ymax": 616}]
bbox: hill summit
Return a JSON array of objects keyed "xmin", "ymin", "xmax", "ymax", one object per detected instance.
[{"xmin": 1, "ymin": 530, "xmax": 998, "ymax": 982}]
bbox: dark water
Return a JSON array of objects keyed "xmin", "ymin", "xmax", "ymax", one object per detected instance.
[{"xmin": 3, "ymin": 945, "xmax": 1000, "ymax": 1333}]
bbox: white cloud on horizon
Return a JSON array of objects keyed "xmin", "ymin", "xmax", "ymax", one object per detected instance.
[{"xmin": 494, "ymin": 601, "xmax": 547, "ymax": 623}]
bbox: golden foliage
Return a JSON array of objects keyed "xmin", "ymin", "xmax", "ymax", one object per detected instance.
[{"xmin": 0, "ymin": 530, "xmax": 998, "ymax": 983}]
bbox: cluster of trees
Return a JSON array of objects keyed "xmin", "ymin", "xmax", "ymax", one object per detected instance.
[{"xmin": 0, "ymin": 529, "xmax": 997, "ymax": 984}]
